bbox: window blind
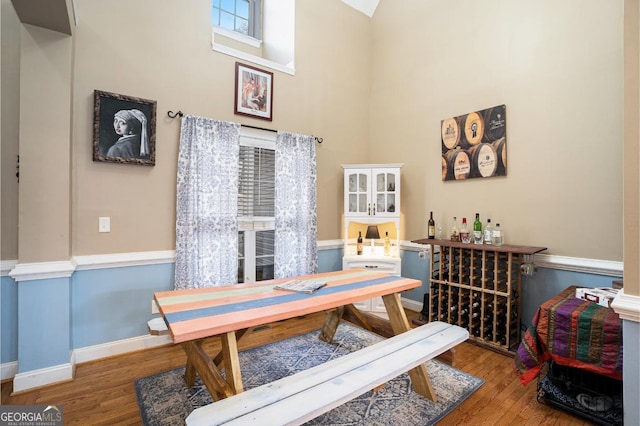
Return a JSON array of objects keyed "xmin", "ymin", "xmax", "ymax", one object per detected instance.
[{"xmin": 237, "ymin": 145, "xmax": 275, "ymax": 219}]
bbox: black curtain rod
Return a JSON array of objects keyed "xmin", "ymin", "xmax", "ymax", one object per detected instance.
[
  {"xmin": 243, "ymin": 124, "xmax": 276, "ymax": 133},
  {"xmin": 167, "ymin": 110, "xmax": 323, "ymax": 143}
]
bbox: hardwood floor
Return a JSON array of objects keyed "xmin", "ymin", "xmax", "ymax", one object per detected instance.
[{"xmin": 1, "ymin": 310, "xmax": 592, "ymax": 425}]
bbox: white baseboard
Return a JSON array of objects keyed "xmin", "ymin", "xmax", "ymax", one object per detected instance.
[
  {"xmin": 3, "ymin": 333, "xmax": 172, "ymax": 390},
  {"xmin": 401, "ymin": 297, "xmax": 422, "ymax": 313},
  {"xmin": 12, "ymin": 361, "xmax": 75, "ymax": 393},
  {"xmin": 73, "ymin": 333, "xmax": 173, "ymax": 364},
  {"xmin": 1, "ymin": 361, "xmax": 18, "ymax": 381}
]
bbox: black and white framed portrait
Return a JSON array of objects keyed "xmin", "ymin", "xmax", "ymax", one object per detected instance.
[{"xmin": 92, "ymin": 90, "xmax": 157, "ymax": 166}]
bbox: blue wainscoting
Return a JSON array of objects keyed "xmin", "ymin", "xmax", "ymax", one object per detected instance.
[
  {"xmin": 623, "ymin": 320, "xmax": 640, "ymax": 426},
  {"xmin": 0, "ymin": 246, "xmax": 633, "ymax": 399},
  {"xmin": 1, "ymin": 275, "xmax": 18, "ymax": 365},
  {"xmin": 399, "ymin": 250, "xmax": 430, "ymax": 304},
  {"xmin": 71, "ymin": 264, "xmax": 175, "ymax": 349},
  {"xmin": 520, "ymin": 268, "xmax": 620, "ymax": 327}
]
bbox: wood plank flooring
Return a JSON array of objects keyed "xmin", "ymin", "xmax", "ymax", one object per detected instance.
[{"xmin": 1, "ymin": 310, "xmax": 592, "ymax": 425}]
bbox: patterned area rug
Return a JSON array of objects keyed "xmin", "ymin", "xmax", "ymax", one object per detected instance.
[{"xmin": 135, "ymin": 322, "xmax": 483, "ymax": 425}]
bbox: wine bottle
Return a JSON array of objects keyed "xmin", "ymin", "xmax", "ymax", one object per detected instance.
[
  {"xmin": 450, "ymin": 216, "xmax": 460, "ymax": 242},
  {"xmin": 383, "ymin": 231, "xmax": 391, "ymax": 256},
  {"xmin": 357, "ymin": 231, "xmax": 363, "ymax": 255},
  {"xmin": 427, "ymin": 212, "xmax": 435, "ymax": 239},
  {"xmin": 460, "ymin": 217, "xmax": 471, "ymax": 243},
  {"xmin": 473, "ymin": 213, "xmax": 483, "ymax": 244},
  {"xmin": 483, "ymin": 218, "xmax": 493, "ymax": 245}
]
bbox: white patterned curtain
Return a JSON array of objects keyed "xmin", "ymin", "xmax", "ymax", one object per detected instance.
[
  {"xmin": 174, "ymin": 115, "xmax": 240, "ymax": 289},
  {"xmin": 274, "ymin": 132, "xmax": 318, "ymax": 278}
]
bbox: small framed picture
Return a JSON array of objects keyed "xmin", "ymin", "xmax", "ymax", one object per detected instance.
[
  {"xmin": 234, "ymin": 62, "xmax": 273, "ymax": 121},
  {"xmin": 92, "ymin": 90, "xmax": 157, "ymax": 166}
]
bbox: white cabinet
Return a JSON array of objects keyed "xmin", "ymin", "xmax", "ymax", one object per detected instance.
[
  {"xmin": 343, "ymin": 165, "xmax": 401, "ymax": 218},
  {"xmin": 342, "ymin": 255, "xmax": 401, "ymax": 313},
  {"xmin": 342, "ymin": 164, "xmax": 403, "ymax": 316}
]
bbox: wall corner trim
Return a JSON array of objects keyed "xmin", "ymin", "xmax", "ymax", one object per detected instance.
[
  {"xmin": 9, "ymin": 260, "xmax": 77, "ymax": 282},
  {"xmin": 611, "ymin": 289, "xmax": 640, "ymax": 322}
]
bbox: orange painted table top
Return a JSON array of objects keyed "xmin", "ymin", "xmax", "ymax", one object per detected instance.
[{"xmin": 154, "ymin": 269, "xmax": 421, "ymax": 344}]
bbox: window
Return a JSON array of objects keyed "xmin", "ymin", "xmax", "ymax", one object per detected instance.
[
  {"xmin": 237, "ymin": 129, "xmax": 275, "ymax": 283},
  {"xmin": 211, "ymin": 0, "xmax": 295, "ymax": 75},
  {"xmin": 212, "ymin": 0, "xmax": 262, "ymax": 39}
]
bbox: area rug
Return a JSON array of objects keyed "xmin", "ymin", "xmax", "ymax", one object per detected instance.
[{"xmin": 135, "ymin": 322, "xmax": 483, "ymax": 425}]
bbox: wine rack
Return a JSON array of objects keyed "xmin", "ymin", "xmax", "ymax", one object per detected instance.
[{"xmin": 412, "ymin": 238, "xmax": 546, "ymax": 354}]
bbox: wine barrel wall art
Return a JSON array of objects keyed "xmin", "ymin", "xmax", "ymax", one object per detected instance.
[{"xmin": 441, "ymin": 104, "xmax": 507, "ymax": 181}]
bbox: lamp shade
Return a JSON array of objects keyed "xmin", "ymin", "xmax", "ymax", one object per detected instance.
[{"xmin": 365, "ymin": 225, "xmax": 380, "ymax": 240}]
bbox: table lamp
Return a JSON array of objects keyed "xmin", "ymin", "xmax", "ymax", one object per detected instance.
[{"xmin": 365, "ymin": 225, "xmax": 380, "ymax": 251}]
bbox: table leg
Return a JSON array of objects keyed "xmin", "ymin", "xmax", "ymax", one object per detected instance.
[
  {"xmin": 212, "ymin": 328, "xmax": 250, "ymax": 369},
  {"xmin": 221, "ymin": 331, "xmax": 243, "ymax": 394},
  {"xmin": 382, "ymin": 292, "xmax": 437, "ymax": 402},
  {"xmin": 343, "ymin": 304, "xmax": 373, "ymax": 332},
  {"xmin": 184, "ymin": 353, "xmax": 197, "ymax": 387},
  {"xmin": 319, "ymin": 306, "xmax": 345, "ymax": 342},
  {"xmin": 182, "ymin": 340, "xmax": 235, "ymax": 401}
]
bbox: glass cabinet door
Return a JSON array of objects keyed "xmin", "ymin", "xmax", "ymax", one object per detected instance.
[
  {"xmin": 346, "ymin": 170, "xmax": 371, "ymax": 215},
  {"xmin": 344, "ymin": 167, "xmax": 399, "ymax": 218},
  {"xmin": 373, "ymin": 170, "xmax": 397, "ymax": 215}
]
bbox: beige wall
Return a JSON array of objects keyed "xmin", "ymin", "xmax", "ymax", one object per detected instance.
[
  {"xmin": 1, "ymin": 0, "xmax": 21, "ymax": 260},
  {"xmin": 17, "ymin": 24, "xmax": 73, "ymax": 263},
  {"xmin": 2, "ymin": 0, "xmax": 632, "ymax": 267},
  {"xmin": 371, "ymin": 0, "xmax": 624, "ymax": 261},
  {"xmin": 68, "ymin": 0, "xmax": 371, "ymax": 255},
  {"xmin": 624, "ymin": 0, "xmax": 639, "ymax": 295}
]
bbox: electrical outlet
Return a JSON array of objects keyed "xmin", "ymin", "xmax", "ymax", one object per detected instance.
[{"xmin": 99, "ymin": 216, "xmax": 111, "ymax": 233}]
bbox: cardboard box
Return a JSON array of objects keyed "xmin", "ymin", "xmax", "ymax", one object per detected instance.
[{"xmin": 575, "ymin": 287, "xmax": 619, "ymax": 308}]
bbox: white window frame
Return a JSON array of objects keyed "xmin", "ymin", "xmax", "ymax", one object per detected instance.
[
  {"xmin": 212, "ymin": 0, "xmax": 295, "ymax": 75},
  {"xmin": 212, "ymin": 0, "xmax": 262, "ymax": 39},
  {"xmin": 238, "ymin": 128, "xmax": 276, "ymax": 283}
]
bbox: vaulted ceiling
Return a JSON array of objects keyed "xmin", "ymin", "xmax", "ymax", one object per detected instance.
[
  {"xmin": 11, "ymin": 0, "xmax": 379, "ymax": 37},
  {"xmin": 10, "ymin": 0, "xmax": 75, "ymax": 35},
  {"xmin": 341, "ymin": 0, "xmax": 379, "ymax": 17}
]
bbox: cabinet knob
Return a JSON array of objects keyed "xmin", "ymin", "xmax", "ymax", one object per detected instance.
[{"xmin": 365, "ymin": 265, "xmax": 378, "ymax": 269}]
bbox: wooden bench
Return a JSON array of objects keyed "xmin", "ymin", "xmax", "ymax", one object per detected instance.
[{"xmin": 186, "ymin": 321, "xmax": 468, "ymax": 426}]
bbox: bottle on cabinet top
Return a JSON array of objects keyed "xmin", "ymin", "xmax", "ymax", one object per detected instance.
[
  {"xmin": 483, "ymin": 218, "xmax": 493, "ymax": 245},
  {"xmin": 460, "ymin": 217, "xmax": 471, "ymax": 243},
  {"xmin": 384, "ymin": 231, "xmax": 391, "ymax": 256},
  {"xmin": 473, "ymin": 213, "xmax": 483, "ymax": 244},
  {"xmin": 428, "ymin": 212, "xmax": 435, "ymax": 239},
  {"xmin": 492, "ymin": 223, "xmax": 504, "ymax": 246},
  {"xmin": 357, "ymin": 231, "xmax": 363, "ymax": 255},
  {"xmin": 450, "ymin": 216, "xmax": 460, "ymax": 242}
]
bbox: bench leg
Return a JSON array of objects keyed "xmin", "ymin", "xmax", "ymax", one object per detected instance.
[
  {"xmin": 319, "ymin": 306, "xmax": 345, "ymax": 342},
  {"xmin": 382, "ymin": 293, "xmax": 438, "ymax": 402}
]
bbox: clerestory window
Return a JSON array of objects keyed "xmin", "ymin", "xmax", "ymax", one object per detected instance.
[
  {"xmin": 212, "ymin": 0, "xmax": 262, "ymax": 39},
  {"xmin": 211, "ymin": 0, "xmax": 295, "ymax": 75}
]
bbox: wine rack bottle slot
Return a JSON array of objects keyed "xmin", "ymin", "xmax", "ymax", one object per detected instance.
[{"xmin": 415, "ymin": 238, "xmax": 547, "ymax": 355}]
